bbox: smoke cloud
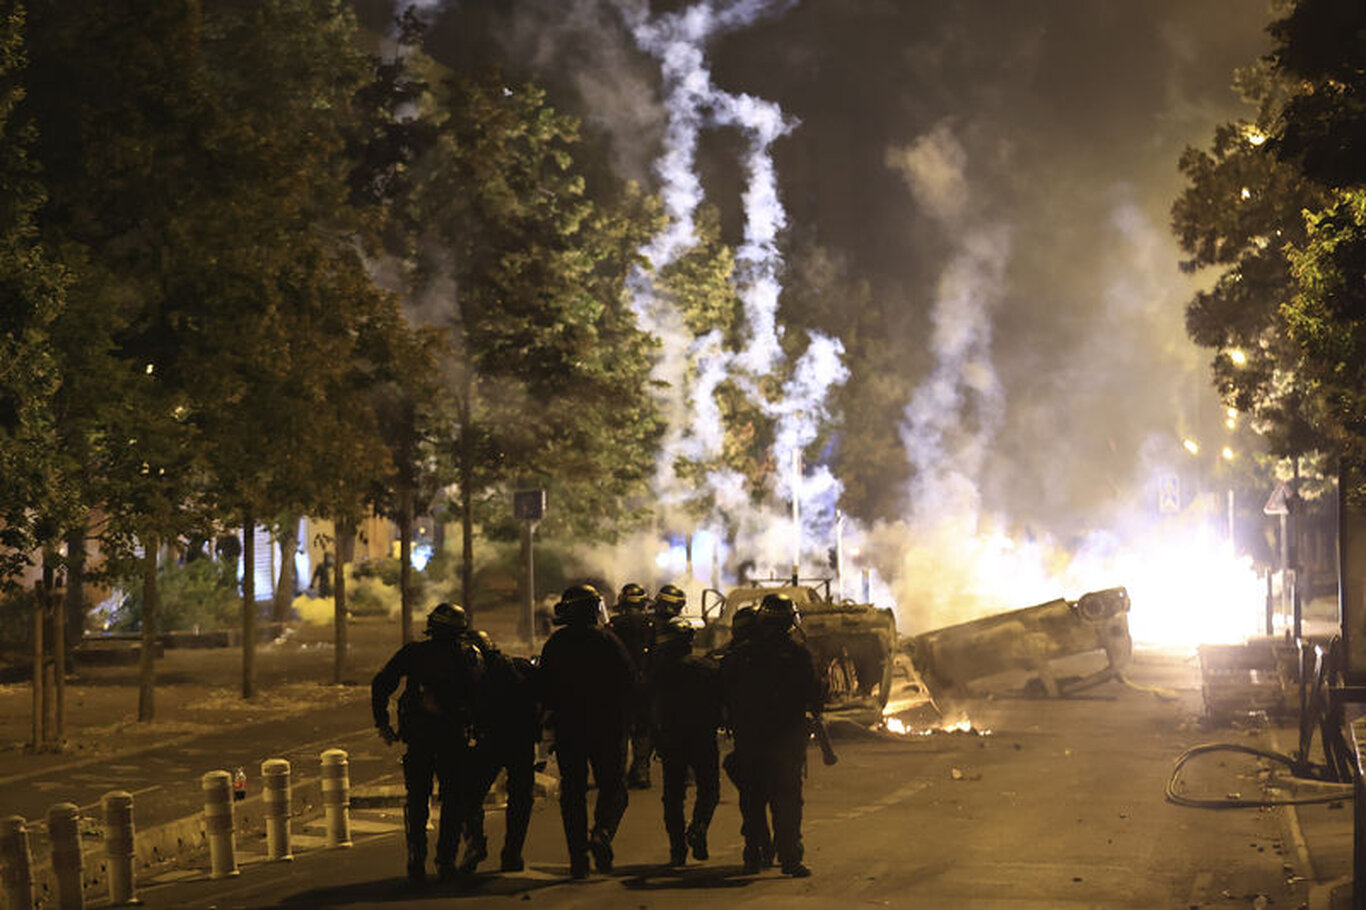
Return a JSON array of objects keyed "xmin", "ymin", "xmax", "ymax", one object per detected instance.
[{"xmin": 411, "ymin": 0, "xmax": 1276, "ymax": 639}]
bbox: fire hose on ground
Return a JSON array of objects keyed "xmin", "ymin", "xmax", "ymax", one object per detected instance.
[{"xmin": 1165, "ymin": 741, "xmax": 1354, "ymax": 809}]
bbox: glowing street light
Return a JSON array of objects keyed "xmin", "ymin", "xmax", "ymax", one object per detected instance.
[
  {"xmin": 1227, "ymin": 348, "xmax": 1247, "ymax": 366},
  {"xmin": 1182, "ymin": 438, "xmax": 1201, "ymax": 457},
  {"xmin": 1221, "ymin": 446, "xmax": 1235, "ymax": 461}
]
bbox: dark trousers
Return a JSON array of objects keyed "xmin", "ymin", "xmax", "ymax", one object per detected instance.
[
  {"xmin": 555, "ymin": 730, "xmax": 629, "ymax": 861},
  {"xmin": 730, "ymin": 734, "xmax": 806, "ymax": 868},
  {"xmin": 659, "ymin": 734, "xmax": 720, "ymax": 852},
  {"xmin": 465, "ymin": 737, "xmax": 536, "ymax": 859},
  {"xmin": 402, "ymin": 742, "xmax": 465, "ymax": 867}
]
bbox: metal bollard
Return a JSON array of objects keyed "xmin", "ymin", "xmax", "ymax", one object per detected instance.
[
  {"xmin": 319, "ymin": 749, "xmax": 352, "ymax": 848},
  {"xmin": 201, "ymin": 771, "xmax": 239, "ymax": 878},
  {"xmin": 0, "ymin": 815, "xmax": 34, "ymax": 910},
  {"xmin": 47, "ymin": 803, "xmax": 83, "ymax": 910},
  {"xmin": 101, "ymin": 791, "xmax": 136, "ymax": 906},
  {"xmin": 261, "ymin": 759, "xmax": 293, "ymax": 861}
]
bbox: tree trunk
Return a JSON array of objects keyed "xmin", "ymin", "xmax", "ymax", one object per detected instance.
[
  {"xmin": 273, "ymin": 515, "xmax": 299, "ymax": 629},
  {"xmin": 400, "ymin": 487, "xmax": 413, "ymax": 644},
  {"xmin": 461, "ymin": 481, "xmax": 474, "ymax": 617},
  {"xmin": 333, "ymin": 517, "xmax": 351, "ymax": 685},
  {"xmin": 242, "ymin": 519, "xmax": 255, "ymax": 700},
  {"xmin": 31, "ymin": 582, "xmax": 44, "ymax": 746},
  {"xmin": 137, "ymin": 535, "xmax": 159, "ymax": 722},
  {"xmin": 457, "ymin": 381, "xmax": 475, "ymax": 618},
  {"xmin": 64, "ymin": 520, "xmax": 86, "ymax": 657}
]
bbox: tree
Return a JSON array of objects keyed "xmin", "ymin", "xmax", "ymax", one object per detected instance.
[
  {"xmin": 1266, "ymin": 0, "xmax": 1366, "ymax": 497},
  {"xmin": 0, "ymin": 3, "xmax": 68, "ymax": 584},
  {"xmin": 403, "ymin": 73, "xmax": 664, "ymax": 609},
  {"xmin": 1171, "ymin": 59, "xmax": 1331, "ymax": 464},
  {"xmin": 178, "ymin": 0, "xmax": 405, "ymax": 696},
  {"xmin": 21, "ymin": 0, "xmax": 223, "ymax": 720},
  {"xmin": 1268, "ymin": 0, "xmax": 1366, "ymax": 192}
]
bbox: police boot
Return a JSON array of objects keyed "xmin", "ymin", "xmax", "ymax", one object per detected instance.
[
  {"xmin": 458, "ymin": 834, "xmax": 488, "ymax": 875},
  {"xmin": 686, "ymin": 822, "xmax": 709, "ymax": 861},
  {"xmin": 628, "ymin": 755, "xmax": 651, "ymax": 789},
  {"xmin": 406, "ymin": 844, "xmax": 427, "ymax": 884},
  {"xmin": 668, "ymin": 834, "xmax": 687, "ymax": 867},
  {"xmin": 499, "ymin": 847, "xmax": 524, "ymax": 872},
  {"xmin": 588, "ymin": 827, "xmax": 614, "ymax": 874},
  {"xmin": 742, "ymin": 845, "xmax": 763, "ymax": 875}
]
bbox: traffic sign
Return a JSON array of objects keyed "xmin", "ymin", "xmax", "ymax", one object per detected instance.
[
  {"xmin": 1158, "ymin": 474, "xmax": 1180, "ymax": 514},
  {"xmin": 1264, "ymin": 481, "xmax": 1292, "ymax": 516}
]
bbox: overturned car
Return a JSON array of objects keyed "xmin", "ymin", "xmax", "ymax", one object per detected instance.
[
  {"xmin": 904, "ymin": 587, "xmax": 1133, "ymax": 701},
  {"xmin": 698, "ymin": 576, "xmax": 898, "ymax": 723}
]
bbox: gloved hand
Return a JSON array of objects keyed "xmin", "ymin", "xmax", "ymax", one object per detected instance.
[{"xmin": 377, "ymin": 723, "xmax": 398, "ymax": 746}]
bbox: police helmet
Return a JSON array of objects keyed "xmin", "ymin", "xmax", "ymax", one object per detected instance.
[
  {"xmin": 731, "ymin": 605, "xmax": 759, "ymax": 642},
  {"xmin": 426, "ymin": 602, "xmax": 469, "ymax": 637},
  {"xmin": 652, "ymin": 584, "xmax": 687, "ymax": 617},
  {"xmin": 655, "ymin": 616, "xmax": 696, "ymax": 652},
  {"xmin": 553, "ymin": 584, "xmax": 604, "ymax": 626},
  {"xmin": 474, "ymin": 630, "xmax": 499, "ymax": 654},
  {"xmin": 617, "ymin": 582, "xmax": 648, "ymax": 611},
  {"xmin": 757, "ymin": 592, "xmax": 799, "ymax": 633}
]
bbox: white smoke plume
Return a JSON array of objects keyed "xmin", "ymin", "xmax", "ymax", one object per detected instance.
[
  {"xmin": 620, "ymin": 0, "xmax": 850, "ymax": 584},
  {"xmin": 885, "ymin": 122, "xmax": 1019, "ymax": 630}
]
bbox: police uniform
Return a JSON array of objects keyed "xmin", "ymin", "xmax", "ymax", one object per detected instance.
[
  {"xmin": 720, "ymin": 597, "xmax": 823, "ymax": 876},
  {"xmin": 646, "ymin": 618, "xmax": 722, "ymax": 865},
  {"xmin": 608, "ymin": 583, "xmax": 655, "ymax": 789},
  {"xmin": 539, "ymin": 585, "xmax": 635, "ymax": 877},
  {"xmin": 371, "ymin": 604, "xmax": 484, "ymax": 882},
  {"xmin": 460, "ymin": 635, "xmax": 540, "ymax": 873}
]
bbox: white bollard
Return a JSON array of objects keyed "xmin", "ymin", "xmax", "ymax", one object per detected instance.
[
  {"xmin": 47, "ymin": 802, "xmax": 83, "ymax": 910},
  {"xmin": 319, "ymin": 749, "xmax": 352, "ymax": 848},
  {"xmin": 261, "ymin": 759, "xmax": 292, "ymax": 861},
  {"xmin": 0, "ymin": 815, "xmax": 34, "ymax": 910},
  {"xmin": 101, "ymin": 791, "xmax": 136, "ymax": 906},
  {"xmin": 201, "ymin": 771, "xmax": 239, "ymax": 878}
]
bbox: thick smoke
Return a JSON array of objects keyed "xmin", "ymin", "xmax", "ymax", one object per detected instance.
[
  {"xmin": 618, "ymin": 0, "xmax": 850, "ymax": 586},
  {"xmin": 409, "ymin": 0, "xmax": 1276, "ymax": 641}
]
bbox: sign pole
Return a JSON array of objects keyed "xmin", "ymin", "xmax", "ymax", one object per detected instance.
[{"xmin": 513, "ymin": 490, "xmax": 546, "ymax": 652}]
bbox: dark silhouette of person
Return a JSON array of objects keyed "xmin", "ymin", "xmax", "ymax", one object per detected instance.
[
  {"xmin": 720, "ymin": 593, "xmax": 823, "ymax": 877},
  {"xmin": 608, "ymin": 582, "xmax": 655, "ymax": 789},
  {"xmin": 645, "ymin": 616, "xmax": 722, "ymax": 866},
  {"xmin": 538, "ymin": 584, "xmax": 634, "ymax": 878},
  {"xmin": 371, "ymin": 603, "xmax": 484, "ymax": 883},
  {"xmin": 458, "ymin": 630, "xmax": 540, "ymax": 873},
  {"xmin": 310, "ymin": 552, "xmax": 334, "ymax": 597}
]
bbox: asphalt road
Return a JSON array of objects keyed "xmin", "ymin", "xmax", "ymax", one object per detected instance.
[{"xmin": 118, "ymin": 649, "xmax": 1314, "ymax": 909}]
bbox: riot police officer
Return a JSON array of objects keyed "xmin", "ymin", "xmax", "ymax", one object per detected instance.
[
  {"xmin": 646, "ymin": 616, "xmax": 722, "ymax": 866},
  {"xmin": 609, "ymin": 582, "xmax": 655, "ymax": 788},
  {"xmin": 371, "ymin": 603, "xmax": 485, "ymax": 882},
  {"xmin": 651, "ymin": 583, "xmax": 687, "ymax": 622},
  {"xmin": 538, "ymin": 584, "xmax": 635, "ymax": 877},
  {"xmin": 720, "ymin": 593, "xmax": 823, "ymax": 877},
  {"xmin": 459, "ymin": 630, "xmax": 540, "ymax": 873}
]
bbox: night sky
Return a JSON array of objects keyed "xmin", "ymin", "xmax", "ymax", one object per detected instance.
[{"xmin": 359, "ymin": 0, "xmax": 1276, "ymax": 618}]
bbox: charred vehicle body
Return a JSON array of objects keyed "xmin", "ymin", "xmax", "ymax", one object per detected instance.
[
  {"xmin": 698, "ymin": 577, "xmax": 898, "ymax": 722},
  {"xmin": 904, "ymin": 587, "xmax": 1133, "ymax": 701}
]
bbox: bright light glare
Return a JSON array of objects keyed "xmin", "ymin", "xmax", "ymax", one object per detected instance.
[
  {"xmin": 884, "ymin": 717, "xmax": 907, "ymax": 734},
  {"xmin": 1182, "ymin": 438, "xmax": 1201, "ymax": 456},
  {"xmin": 1245, "ymin": 128, "xmax": 1267, "ymax": 146},
  {"xmin": 1228, "ymin": 349, "xmax": 1247, "ymax": 366},
  {"xmin": 1120, "ymin": 534, "xmax": 1263, "ymax": 647},
  {"xmin": 1221, "ymin": 446, "xmax": 1235, "ymax": 461},
  {"xmin": 1240, "ymin": 187, "xmax": 1252, "ymax": 200}
]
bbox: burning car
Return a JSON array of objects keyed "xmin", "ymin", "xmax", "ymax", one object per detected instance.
[
  {"xmin": 904, "ymin": 587, "xmax": 1133, "ymax": 701},
  {"xmin": 698, "ymin": 576, "xmax": 899, "ymax": 723}
]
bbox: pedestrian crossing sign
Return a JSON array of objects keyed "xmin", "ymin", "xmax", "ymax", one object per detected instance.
[{"xmin": 1158, "ymin": 474, "xmax": 1180, "ymax": 514}]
